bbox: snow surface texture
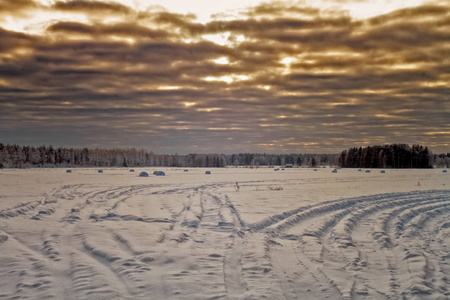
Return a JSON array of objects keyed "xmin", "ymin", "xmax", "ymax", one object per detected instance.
[{"xmin": 0, "ymin": 168, "xmax": 449, "ymax": 299}]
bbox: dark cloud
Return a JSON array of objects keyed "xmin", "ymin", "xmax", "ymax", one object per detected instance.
[
  {"xmin": 0, "ymin": 1, "xmax": 449, "ymax": 153},
  {"xmin": 244, "ymin": 1, "xmax": 321, "ymax": 17},
  {"xmin": 47, "ymin": 21, "xmax": 95, "ymax": 35},
  {"xmin": 0, "ymin": 0, "xmax": 38, "ymax": 16},
  {"xmin": 368, "ymin": 4, "xmax": 450, "ymax": 25},
  {"xmin": 0, "ymin": 28, "xmax": 37, "ymax": 52},
  {"xmin": 150, "ymin": 11, "xmax": 202, "ymax": 30},
  {"xmin": 52, "ymin": 0, "xmax": 131, "ymax": 15},
  {"xmin": 47, "ymin": 21, "xmax": 170, "ymax": 39}
]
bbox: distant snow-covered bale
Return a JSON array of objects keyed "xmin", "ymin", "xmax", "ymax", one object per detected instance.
[
  {"xmin": 130, "ymin": 169, "xmax": 135, "ymax": 172},
  {"xmin": 66, "ymin": 170, "xmax": 72, "ymax": 173},
  {"xmin": 205, "ymin": 171, "xmax": 211, "ymax": 174},
  {"xmin": 98, "ymin": 170, "xmax": 103, "ymax": 173},
  {"xmin": 154, "ymin": 171, "xmax": 165, "ymax": 176},
  {"xmin": 184, "ymin": 169, "xmax": 189, "ymax": 172},
  {"xmin": 139, "ymin": 171, "xmax": 149, "ymax": 177}
]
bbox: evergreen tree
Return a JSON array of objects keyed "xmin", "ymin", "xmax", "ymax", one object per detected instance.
[{"xmin": 338, "ymin": 144, "xmax": 432, "ymax": 168}]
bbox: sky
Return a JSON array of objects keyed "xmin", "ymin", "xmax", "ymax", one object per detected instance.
[{"xmin": 0, "ymin": 0, "xmax": 449, "ymax": 154}]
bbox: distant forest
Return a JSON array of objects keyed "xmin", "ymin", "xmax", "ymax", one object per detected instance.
[
  {"xmin": 338, "ymin": 144, "xmax": 449, "ymax": 168},
  {"xmin": 0, "ymin": 143, "xmax": 337, "ymax": 168},
  {"xmin": 1, "ymin": 143, "xmax": 448, "ymax": 169}
]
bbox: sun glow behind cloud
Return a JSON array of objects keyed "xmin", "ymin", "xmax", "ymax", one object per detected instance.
[
  {"xmin": 204, "ymin": 75, "xmax": 249, "ymax": 83},
  {"xmin": 135, "ymin": 0, "xmax": 438, "ymax": 22},
  {"xmin": 1, "ymin": 9, "xmax": 89, "ymax": 34},
  {"xmin": 212, "ymin": 57, "xmax": 229, "ymax": 65},
  {"xmin": 2, "ymin": 1, "xmax": 438, "ymax": 35}
]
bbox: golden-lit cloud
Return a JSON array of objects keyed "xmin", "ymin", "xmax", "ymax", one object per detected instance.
[
  {"xmin": 0, "ymin": 0, "xmax": 449, "ymax": 153},
  {"xmin": 0, "ymin": 0, "xmax": 39, "ymax": 17}
]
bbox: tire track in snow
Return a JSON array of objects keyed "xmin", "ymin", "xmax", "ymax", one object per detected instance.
[
  {"xmin": 262, "ymin": 189, "xmax": 450, "ymax": 299},
  {"xmin": 2, "ymin": 174, "xmax": 449, "ymax": 300}
]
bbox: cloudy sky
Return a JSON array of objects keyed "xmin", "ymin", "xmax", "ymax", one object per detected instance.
[{"xmin": 1, "ymin": 0, "xmax": 449, "ymax": 154}]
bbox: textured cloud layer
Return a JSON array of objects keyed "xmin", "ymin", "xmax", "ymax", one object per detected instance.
[{"xmin": 1, "ymin": 0, "xmax": 449, "ymax": 153}]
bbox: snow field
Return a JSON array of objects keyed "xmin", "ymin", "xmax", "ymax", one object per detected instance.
[{"xmin": 0, "ymin": 167, "xmax": 448, "ymax": 299}]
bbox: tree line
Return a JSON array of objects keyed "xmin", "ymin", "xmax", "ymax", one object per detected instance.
[
  {"xmin": 338, "ymin": 144, "xmax": 435, "ymax": 168},
  {"xmin": 434, "ymin": 153, "xmax": 450, "ymax": 168},
  {"xmin": 0, "ymin": 144, "xmax": 339, "ymax": 169},
  {"xmin": 2, "ymin": 143, "xmax": 446, "ymax": 169}
]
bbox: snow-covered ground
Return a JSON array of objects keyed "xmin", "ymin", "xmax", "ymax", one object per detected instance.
[{"xmin": 0, "ymin": 167, "xmax": 449, "ymax": 299}]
